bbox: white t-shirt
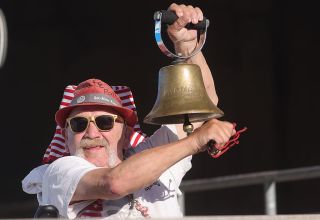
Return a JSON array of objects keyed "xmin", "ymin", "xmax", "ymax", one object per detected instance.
[{"xmin": 22, "ymin": 125, "xmax": 192, "ymax": 219}]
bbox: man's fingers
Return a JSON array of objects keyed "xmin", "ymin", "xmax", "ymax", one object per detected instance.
[
  {"xmin": 170, "ymin": 15, "xmax": 190, "ymax": 31},
  {"xmin": 194, "ymin": 7, "xmax": 203, "ymax": 21},
  {"xmin": 187, "ymin": 5, "xmax": 198, "ymax": 24},
  {"xmin": 169, "ymin": 4, "xmax": 203, "ymax": 22},
  {"xmin": 206, "ymin": 120, "xmax": 236, "ymax": 149},
  {"xmin": 168, "ymin": 3, "xmax": 184, "ymax": 17},
  {"xmin": 168, "ymin": 4, "xmax": 203, "ymax": 31}
]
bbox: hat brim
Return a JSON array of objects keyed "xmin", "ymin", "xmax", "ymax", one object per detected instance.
[{"xmin": 55, "ymin": 103, "xmax": 138, "ymax": 128}]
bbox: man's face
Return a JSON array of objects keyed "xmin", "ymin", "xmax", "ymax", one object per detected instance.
[{"xmin": 64, "ymin": 106, "xmax": 128, "ymax": 167}]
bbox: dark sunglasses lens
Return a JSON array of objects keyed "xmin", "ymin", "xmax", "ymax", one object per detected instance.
[
  {"xmin": 95, "ymin": 115, "xmax": 114, "ymax": 131},
  {"xmin": 70, "ymin": 117, "xmax": 88, "ymax": 132}
]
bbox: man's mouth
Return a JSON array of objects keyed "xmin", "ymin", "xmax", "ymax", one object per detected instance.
[{"xmin": 83, "ymin": 145, "xmax": 105, "ymax": 151}]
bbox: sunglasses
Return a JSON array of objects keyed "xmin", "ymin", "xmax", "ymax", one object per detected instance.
[{"xmin": 66, "ymin": 114, "xmax": 121, "ymax": 133}]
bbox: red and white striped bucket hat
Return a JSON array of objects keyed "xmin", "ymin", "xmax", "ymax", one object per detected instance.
[
  {"xmin": 43, "ymin": 79, "xmax": 146, "ymax": 164},
  {"xmin": 55, "ymin": 79, "xmax": 137, "ymax": 128}
]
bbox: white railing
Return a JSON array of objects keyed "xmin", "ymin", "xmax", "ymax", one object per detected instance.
[
  {"xmin": 2, "ymin": 166, "xmax": 320, "ymax": 217},
  {"xmin": 178, "ymin": 165, "xmax": 320, "ymax": 215}
]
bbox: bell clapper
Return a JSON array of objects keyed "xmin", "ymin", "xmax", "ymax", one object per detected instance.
[{"xmin": 183, "ymin": 114, "xmax": 194, "ymax": 136}]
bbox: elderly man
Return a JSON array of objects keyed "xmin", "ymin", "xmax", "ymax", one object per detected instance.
[{"xmin": 23, "ymin": 3, "xmax": 237, "ymax": 219}]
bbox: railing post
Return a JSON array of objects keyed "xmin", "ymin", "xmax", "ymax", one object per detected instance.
[
  {"xmin": 178, "ymin": 191, "xmax": 185, "ymax": 215},
  {"xmin": 264, "ymin": 181, "xmax": 277, "ymax": 215}
]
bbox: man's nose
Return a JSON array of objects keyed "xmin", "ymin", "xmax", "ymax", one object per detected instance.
[{"xmin": 84, "ymin": 121, "xmax": 102, "ymax": 139}]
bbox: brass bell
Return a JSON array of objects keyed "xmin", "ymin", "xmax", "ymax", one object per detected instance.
[{"xmin": 144, "ymin": 63, "xmax": 224, "ymax": 125}]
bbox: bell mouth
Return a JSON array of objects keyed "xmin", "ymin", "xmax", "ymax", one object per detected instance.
[{"xmin": 144, "ymin": 112, "xmax": 224, "ymax": 125}]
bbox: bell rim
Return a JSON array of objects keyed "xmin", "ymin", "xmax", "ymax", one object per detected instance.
[{"xmin": 143, "ymin": 111, "xmax": 224, "ymax": 125}]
